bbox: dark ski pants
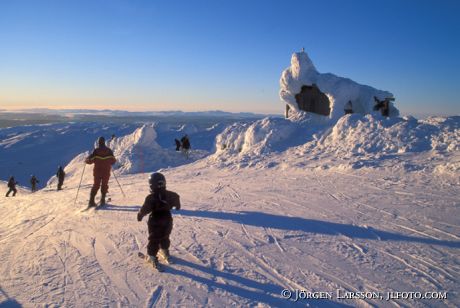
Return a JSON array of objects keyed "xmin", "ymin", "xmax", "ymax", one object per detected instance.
[
  {"xmin": 147, "ymin": 237, "xmax": 171, "ymax": 257},
  {"xmin": 6, "ymin": 188, "xmax": 17, "ymax": 197},
  {"xmin": 57, "ymin": 179, "xmax": 64, "ymax": 190},
  {"xmin": 147, "ymin": 217, "xmax": 172, "ymax": 257},
  {"xmin": 91, "ymin": 174, "xmax": 110, "ymax": 195}
]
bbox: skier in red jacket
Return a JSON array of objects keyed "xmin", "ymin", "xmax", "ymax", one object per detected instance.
[{"xmin": 85, "ymin": 136, "xmax": 116, "ymax": 207}]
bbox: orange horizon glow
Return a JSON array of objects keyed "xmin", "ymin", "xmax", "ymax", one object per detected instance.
[{"xmin": 0, "ymin": 103, "xmax": 281, "ymax": 115}]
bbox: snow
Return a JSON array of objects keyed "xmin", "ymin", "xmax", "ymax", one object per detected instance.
[
  {"xmin": 0, "ymin": 119, "xmax": 236, "ymax": 189},
  {"xmin": 1, "ymin": 114, "xmax": 459, "ymax": 307},
  {"xmin": 109, "ymin": 124, "xmax": 205, "ymax": 174},
  {"xmin": 0, "ymin": 122, "xmax": 139, "ymax": 190},
  {"xmin": 213, "ymin": 113, "xmax": 459, "ymax": 174},
  {"xmin": 280, "ymin": 51, "xmax": 399, "ymax": 120}
]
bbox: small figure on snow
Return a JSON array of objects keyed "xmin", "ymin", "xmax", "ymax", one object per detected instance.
[
  {"xmin": 373, "ymin": 96, "xmax": 393, "ymax": 117},
  {"xmin": 344, "ymin": 100, "xmax": 353, "ymax": 115},
  {"xmin": 180, "ymin": 135, "xmax": 191, "ymax": 158},
  {"xmin": 174, "ymin": 138, "xmax": 181, "ymax": 151},
  {"xmin": 137, "ymin": 172, "xmax": 181, "ymax": 269},
  {"xmin": 30, "ymin": 175, "xmax": 39, "ymax": 192},
  {"xmin": 85, "ymin": 136, "xmax": 116, "ymax": 207},
  {"xmin": 6, "ymin": 176, "xmax": 18, "ymax": 197},
  {"xmin": 56, "ymin": 166, "xmax": 65, "ymax": 191}
]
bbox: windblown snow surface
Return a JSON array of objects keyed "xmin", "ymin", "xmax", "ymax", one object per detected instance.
[{"xmin": 1, "ymin": 115, "xmax": 459, "ymax": 307}]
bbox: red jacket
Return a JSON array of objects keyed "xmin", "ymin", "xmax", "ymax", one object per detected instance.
[{"xmin": 85, "ymin": 145, "xmax": 116, "ymax": 177}]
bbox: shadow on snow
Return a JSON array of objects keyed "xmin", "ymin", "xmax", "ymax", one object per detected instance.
[
  {"xmin": 95, "ymin": 204, "xmax": 141, "ymax": 212},
  {"xmin": 178, "ymin": 209, "xmax": 460, "ymax": 249},
  {"xmin": 167, "ymin": 257, "xmax": 351, "ymax": 307},
  {"xmin": 0, "ymin": 287, "xmax": 22, "ymax": 308}
]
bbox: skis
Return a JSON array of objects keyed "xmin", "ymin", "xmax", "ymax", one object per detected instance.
[
  {"xmin": 80, "ymin": 197, "xmax": 112, "ymax": 212},
  {"xmin": 138, "ymin": 252, "xmax": 165, "ymax": 272}
]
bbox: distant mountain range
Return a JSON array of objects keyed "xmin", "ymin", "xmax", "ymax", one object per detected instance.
[{"xmin": 3, "ymin": 108, "xmax": 272, "ymax": 118}]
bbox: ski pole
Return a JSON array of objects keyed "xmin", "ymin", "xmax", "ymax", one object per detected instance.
[
  {"xmin": 112, "ymin": 169, "xmax": 126, "ymax": 198},
  {"xmin": 74, "ymin": 163, "xmax": 86, "ymax": 206}
]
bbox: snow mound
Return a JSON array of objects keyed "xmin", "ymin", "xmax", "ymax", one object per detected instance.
[
  {"xmin": 109, "ymin": 124, "xmax": 208, "ymax": 174},
  {"xmin": 211, "ymin": 115, "xmax": 328, "ymax": 168},
  {"xmin": 47, "ymin": 152, "xmax": 90, "ymax": 189},
  {"xmin": 211, "ymin": 114, "xmax": 459, "ymax": 174},
  {"xmin": 320, "ymin": 115, "xmax": 459, "ymax": 155},
  {"xmin": 280, "ymin": 51, "xmax": 399, "ymax": 121},
  {"xmin": 286, "ymin": 115, "xmax": 460, "ymax": 173}
]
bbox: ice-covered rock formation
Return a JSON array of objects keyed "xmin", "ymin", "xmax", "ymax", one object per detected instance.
[{"xmin": 280, "ymin": 51, "xmax": 399, "ymax": 121}]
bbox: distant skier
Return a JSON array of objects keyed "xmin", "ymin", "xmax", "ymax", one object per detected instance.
[
  {"xmin": 30, "ymin": 175, "xmax": 39, "ymax": 193},
  {"xmin": 180, "ymin": 135, "xmax": 191, "ymax": 158},
  {"xmin": 5, "ymin": 176, "xmax": 18, "ymax": 197},
  {"xmin": 174, "ymin": 138, "xmax": 181, "ymax": 151},
  {"xmin": 344, "ymin": 100, "xmax": 353, "ymax": 115},
  {"xmin": 85, "ymin": 136, "xmax": 116, "ymax": 207},
  {"xmin": 137, "ymin": 172, "xmax": 181, "ymax": 269},
  {"xmin": 56, "ymin": 166, "xmax": 65, "ymax": 191},
  {"xmin": 373, "ymin": 96, "xmax": 390, "ymax": 117}
]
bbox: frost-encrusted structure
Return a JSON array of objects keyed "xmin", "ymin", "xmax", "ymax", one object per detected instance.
[{"xmin": 280, "ymin": 51, "xmax": 399, "ymax": 120}]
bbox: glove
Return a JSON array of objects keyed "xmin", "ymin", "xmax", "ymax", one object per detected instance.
[{"xmin": 137, "ymin": 212, "xmax": 143, "ymax": 222}]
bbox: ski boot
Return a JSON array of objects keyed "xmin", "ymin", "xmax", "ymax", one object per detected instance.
[
  {"xmin": 100, "ymin": 193, "xmax": 106, "ymax": 206},
  {"xmin": 159, "ymin": 249, "xmax": 171, "ymax": 264},
  {"xmin": 146, "ymin": 255, "xmax": 161, "ymax": 270},
  {"xmin": 88, "ymin": 191, "xmax": 97, "ymax": 208}
]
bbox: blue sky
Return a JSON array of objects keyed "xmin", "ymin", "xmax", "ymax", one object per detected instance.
[{"xmin": 0, "ymin": 0, "xmax": 459, "ymax": 116}]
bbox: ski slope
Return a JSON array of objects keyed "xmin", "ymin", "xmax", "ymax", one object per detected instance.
[
  {"xmin": 1, "ymin": 157, "xmax": 458, "ymax": 307},
  {"xmin": 1, "ymin": 114, "xmax": 459, "ymax": 307}
]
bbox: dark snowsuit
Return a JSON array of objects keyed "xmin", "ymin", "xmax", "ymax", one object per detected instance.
[
  {"xmin": 56, "ymin": 167, "xmax": 65, "ymax": 190},
  {"xmin": 175, "ymin": 139, "xmax": 181, "ymax": 151},
  {"xmin": 373, "ymin": 96, "xmax": 390, "ymax": 117},
  {"xmin": 85, "ymin": 143, "xmax": 116, "ymax": 203},
  {"xmin": 181, "ymin": 136, "xmax": 190, "ymax": 150},
  {"xmin": 138, "ymin": 189, "xmax": 181, "ymax": 257},
  {"xmin": 30, "ymin": 176, "xmax": 39, "ymax": 192},
  {"xmin": 6, "ymin": 177, "xmax": 18, "ymax": 197},
  {"xmin": 180, "ymin": 136, "xmax": 191, "ymax": 158}
]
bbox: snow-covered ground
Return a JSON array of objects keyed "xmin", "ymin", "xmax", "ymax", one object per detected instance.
[
  {"xmin": 0, "ymin": 115, "xmax": 459, "ymax": 307},
  {"xmin": 0, "ymin": 118, "xmax": 241, "ymax": 189}
]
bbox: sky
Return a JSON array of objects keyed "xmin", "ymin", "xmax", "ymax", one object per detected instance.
[{"xmin": 0, "ymin": 0, "xmax": 459, "ymax": 116}]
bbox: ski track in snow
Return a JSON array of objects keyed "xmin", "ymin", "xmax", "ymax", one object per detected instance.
[{"xmin": 0, "ymin": 162, "xmax": 459, "ymax": 307}]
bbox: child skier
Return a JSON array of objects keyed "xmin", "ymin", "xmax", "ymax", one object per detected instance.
[{"xmin": 137, "ymin": 172, "xmax": 181, "ymax": 269}]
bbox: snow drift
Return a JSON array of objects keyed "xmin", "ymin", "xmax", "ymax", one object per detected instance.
[
  {"xmin": 280, "ymin": 51, "xmax": 399, "ymax": 120},
  {"xmin": 212, "ymin": 114, "xmax": 459, "ymax": 174},
  {"xmin": 110, "ymin": 124, "xmax": 208, "ymax": 174},
  {"xmin": 289, "ymin": 114, "xmax": 460, "ymax": 173},
  {"xmin": 319, "ymin": 115, "xmax": 459, "ymax": 155}
]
